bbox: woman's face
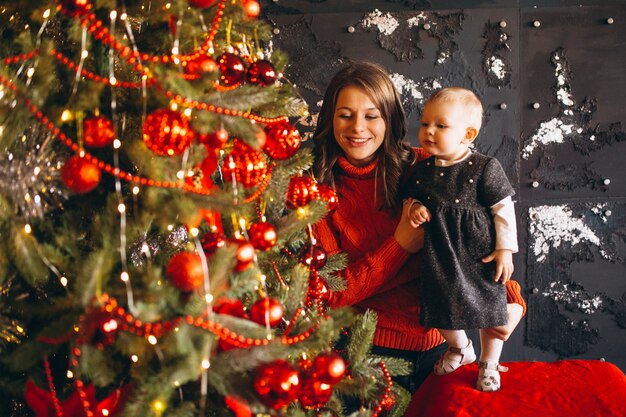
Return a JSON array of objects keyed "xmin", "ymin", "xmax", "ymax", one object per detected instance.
[{"xmin": 333, "ymin": 85, "xmax": 386, "ymax": 167}]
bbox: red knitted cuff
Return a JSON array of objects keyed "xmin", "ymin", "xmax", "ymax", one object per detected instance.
[{"xmin": 505, "ymin": 280, "xmax": 527, "ymax": 316}]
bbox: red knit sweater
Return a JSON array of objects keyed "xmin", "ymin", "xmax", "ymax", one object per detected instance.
[{"xmin": 313, "ymin": 150, "xmax": 526, "ymax": 351}]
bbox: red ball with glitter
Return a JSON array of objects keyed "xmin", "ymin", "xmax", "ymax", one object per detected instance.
[
  {"xmin": 299, "ymin": 245, "xmax": 327, "ymax": 270},
  {"xmin": 309, "ymin": 275, "xmax": 330, "ymax": 304},
  {"xmin": 298, "ymin": 375, "xmax": 333, "ymax": 409},
  {"xmin": 221, "ymin": 139, "xmax": 267, "ymax": 188},
  {"xmin": 248, "ymin": 222, "xmax": 277, "ymax": 251},
  {"xmin": 318, "ymin": 184, "xmax": 339, "ymax": 213},
  {"xmin": 263, "ymin": 121, "xmax": 301, "ymax": 160},
  {"xmin": 143, "ymin": 109, "xmax": 195, "ymax": 156},
  {"xmin": 253, "ymin": 360, "xmax": 300, "ymax": 409},
  {"xmin": 247, "ymin": 60, "xmax": 276, "ymax": 86},
  {"xmin": 166, "ymin": 252, "xmax": 204, "ymax": 292},
  {"xmin": 62, "ymin": 155, "xmax": 101, "ymax": 194},
  {"xmin": 250, "ymin": 297, "xmax": 283, "ymax": 327},
  {"xmin": 234, "ymin": 240, "xmax": 256, "ymax": 271},
  {"xmin": 201, "ymin": 231, "xmax": 226, "ymax": 255},
  {"xmin": 286, "ymin": 175, "xmax": 319, "ymax": 209},
  {"xmin": 218, "ymin": 53, "xmax": 247, "ymax": 87},
  {"xmin": 188, "ymin": 0, "xmax": 217, "ymax": 8},
  {"xmin": 312, "ymin": 353, "xmax": 346, "ymax": 385},
  {"xmin": 83, "ymin": 116, "xmax": 115, "ymax": 148}
]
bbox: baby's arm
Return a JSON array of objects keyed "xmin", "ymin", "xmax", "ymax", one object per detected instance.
[
  {"xmin": 407, "ymin": 199, "xmax": 431, "ymax": 228},
  {"xmin": 482, "ymin": 196, "xmax": 517, "ymax": 282}
]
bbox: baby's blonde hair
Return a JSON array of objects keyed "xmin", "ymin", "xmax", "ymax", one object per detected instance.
[{"xmin": 426, "ymin": 87, "xmax": 483, "ymax": 131}]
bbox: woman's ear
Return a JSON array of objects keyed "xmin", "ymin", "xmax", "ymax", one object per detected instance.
[{"xmin": 463, "ymin": 127, "xmax": 478, "ymax": 143}]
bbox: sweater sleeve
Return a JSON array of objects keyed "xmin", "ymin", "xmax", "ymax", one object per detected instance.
[
  {"xmin": 313, "ymin": 218, "xmax": 412, "ymax": 308},
  {"xmin": 505, "ymin": 280, "xmax": 527, "ymax": 316}
]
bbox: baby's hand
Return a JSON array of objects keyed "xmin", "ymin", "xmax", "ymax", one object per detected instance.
[
  {"xmin": 408, "ymin": 202, "xmax": 431, "ymax": 227},
  {"xmin": 481, "ymin": 249, "xmax": 514, "ymax": 283}
]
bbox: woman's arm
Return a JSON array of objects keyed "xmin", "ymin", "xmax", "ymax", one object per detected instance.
[{"xmin": 314, "ymin": 201, "xmax": 424, "ymax": 308}]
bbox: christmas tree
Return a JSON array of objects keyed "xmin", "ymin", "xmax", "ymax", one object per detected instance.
[{"xmin": 0, "ymin": 1, "xmax": 409, "ymax": 416}]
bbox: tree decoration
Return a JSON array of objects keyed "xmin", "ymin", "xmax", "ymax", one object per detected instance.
[
  {"xmin": 221, "ymin": 139, "xmax": 267, "ymax": 188},
  {"xmin": 82, "ymin": 309, "xmax": 119, "ymax": 347},
  {"xmin": 234, "ymin": 240, "xmax": 256, "ymax": 271},
  {"xmin": 246, "ymin": 60, "xmax": 276, "ymax": 87},
  {"xmin": 184, "ymin": 54, "xmax": 218, "ymax": 77},
  {"xmin": 83, "ymin": 116, "xmax": 115, "ymax": 148},
  {"xmin": 60, "ymin": 0, "xmax": 92, "ymax": 15},
  {"xmin": 185, "ymin": 153, "xmax": 218, "ymax": 194},
  {"xmin": 198, "ymin": 128, "xmax": 229, "ymax": 151},
  {"xmin": 312, "ymin": 353, "xmax": 346, "ymax": 385},
  {"xmin": 298, "ymin": 376, "xmax": 333, "ymax": 409},
  {"xmin": 309, "ymin": 274, "xmax": 330, "ymax": 305},
  {"xmin": 61, "ymin": 155, "xmax": 101, "ymax": 193},
  {"xmin": 286, "ymin": 175, "xmax": 319, "ymax": 209},
  {"xmin": 252, "ymin": 360, "xmax": 300, "ymax": 409},
  {"xmin": 263, "ymin": 120, "xmax": 301, "ymax": 160},
  {"xmin": 166, "ymin": 252, "xmax": 205, "ymax": 292},
  {"xmin": 201, "ymin": 231, "xmax": 226, "ymax": 255},
  {"xmin": 318, "ymin": 184, "xmax": 339, "ymax": 213},
  {"xmin": 249, "ymin": 297, "xmax": 283, "ymax": 327},
  {"xmin": 224, "ymin": 395, "xmax": 252, "ymax": 417},
  {"xmin": 142, "ymin": 109, "xmax": 195, "ymax": 156},
  {"xmin": 248, "ymin": 221, "xmax": 277, "ymax": 251},
  {"xmin": 218, "ymin": 53, "xmax": 247, "ymax": 87},
  {"xmin": 299, "ymin": 245, "xmax": 327, "ymax": 270},
  {"xmin": 188, "ymin": 0, "xmax": 218, "ymax": 8},
  {"xmin": 242, "ymin": 0, "xmax": 261, "ymax": 18}
]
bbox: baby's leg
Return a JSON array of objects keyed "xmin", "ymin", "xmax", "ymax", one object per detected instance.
[
  {"xmin": 477, "ymin": 329, "xmax": 508, "ymax": 392},
  {"xmin": 434, "ymin": 329, "xmax": 476, "ymax": 375}
]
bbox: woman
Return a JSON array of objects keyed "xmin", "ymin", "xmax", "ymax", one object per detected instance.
[{"xmin": 311, "ymin": 61, "xmax": 525, "ymax": 393}]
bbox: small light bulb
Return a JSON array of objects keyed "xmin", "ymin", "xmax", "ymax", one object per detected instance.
[
  {"xmin": 110, "ymin": 10, "xmax": 117, "ymax": 20},
  {"xmin": 201, "ymin": 359, "xmax": 210, "ymax": 369},
  {"xmin": 81, "ymin": 50, "xmax": 89, "ymax": 59},
  {"xmin": 60, "ymin": 276, "xmax": 68, "ymax": 286},
  {"xmin": 205, "ymin": 293, "xmax": 213, "ymax": 303},
  {"xmin": 190, "ymin": 227, "xmax": 199, "ymax": 237},
  {"xmin": 131, "ymin": 355, "xmax": 138, "ymax": 362},
  {"xmin": 24, "ymin": 224, "xmax": 32, "ymax": 234},
  {"xmin": 118, "ymin": 203, "xmax": 126, "ymax": 213},
  {"xmin": 43, "ymin": 9, "xmax": 50, "ymax": 18},
  {"xmin": 109, "ymin": 76, "xmax": 117, "ymax": 86},
  {"xmin": 120, "ymin": 271, "xmax": 129, "ymax": 282},
  {"xmin": 132, "ymin": 186, "xmax": 140, "ymax": 195},
  {"xmin": 113, "ymin": 139, "xmax": 121, "ymax": 149},
  {"xmin": 148, "ymin": 335, "xmax": 158, "ymax": 345},
  {"xmin": 176, "ymin": 170, "xmax": 185, "ymax": 179}
]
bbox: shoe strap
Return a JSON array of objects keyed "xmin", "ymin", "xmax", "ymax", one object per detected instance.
[
  {"xmin": 478, "ymin": 361, "xmax": 509, "ymax": 372},
  {"xmin": 449, "ymin": 340, "xmax": 472, "ymax": 355}
]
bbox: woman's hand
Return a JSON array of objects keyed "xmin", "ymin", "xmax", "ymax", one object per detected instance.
[{"xmin": 394, "ymin": 200, "xmax": 425, "ymax": 253}]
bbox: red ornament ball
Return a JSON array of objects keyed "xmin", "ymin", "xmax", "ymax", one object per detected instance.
[
  {"xmin": 263, "ymin": 121, "xmax": 301, "ymax": 160},
  {"xmin": 218, "ymin": 53, "xmax": 247, "ymax": 87},
  {"xmin": 213, "ymin": 298, "xmax": 247, "ymax": 318},
  {"xmin": 200, "ymin": 231, "xmax": 226, "ymax": 255},
  {"xmin": 318, "ymin": 184, "xmax": 339, "ymax": 213},
  {"xmin": 249, "ymin": 297, "xmax": 283, "ymax": 327},
  {"xmin": 184, "ymin": 54, "xmax": 217, "ymax": 76},
  {"xmin": 221, "ymin": 139, "xmax": 267, "ymax": 188},
  {"xmin": 247, "ymin": 60, "xmax": 276, "ymax": 86},
  {"xmin": 299, "ymin": 245, "xmax": 327, "ymax": 270},
  {"xmin": 286, "ymin": 175, "xmax": 319, "ymax": 209},
  {"xmin": 312, "ymin": 353, "xmax": 346, "ymax": 385},
  {"xmin": 166, "ymin": 252, "xmax": 205, "ymax": 292},
  {"xmin": 235, "ymin": 240, "xmax": 256, "ymax": 271},
  {"xmin": 143, "ymin": 109, "xmax": 195, "ymax": 156},
  {"xmin": 253, "ymin": 360, "xmax": 300, "ymax": 409},
  {"xmin": 198, "ymin": 128, "xmax": 229, "ymax": 151},
  {"xmin": 188, "ymin": 0, "xmax": 217, "ymax": 8},
  {"xmin": 243, "ymin": 0, "xmax": 261, "ymax": 18},
  {"xmin": 62, "ymin": 155, "xmax": 101, "ymax": 193},
  {"xmin": 309, "ymin": 276, "xmax": 330, "ymax": 304},
  {"xmin": 248, "ymin": 222, "xmax": 277, "ymax": 251},
  {"xmin": 83, "ymin": 116, "xmax": 115, "ymax": 148},
  {"xmin": 298, "ymin": 376, "xmax": 333, "ymax": 409}
]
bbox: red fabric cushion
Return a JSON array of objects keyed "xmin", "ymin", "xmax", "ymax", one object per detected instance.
[{"xmin": 404, "ymin": 360, "xmax": 626, "ymax": 417}]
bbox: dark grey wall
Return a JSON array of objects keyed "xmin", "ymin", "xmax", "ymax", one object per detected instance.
[{"xmin": 264, "ymin": 0, "xmax": 626, "ymax": 370}]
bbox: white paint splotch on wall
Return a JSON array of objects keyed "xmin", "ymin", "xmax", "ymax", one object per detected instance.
[
  {"xmin": 361, "ymin": 9, "xmax": 399, "ymax": 36},
  {"xmin": 528, "ymin": 204, "xmax": 601, "ymax": 262}
]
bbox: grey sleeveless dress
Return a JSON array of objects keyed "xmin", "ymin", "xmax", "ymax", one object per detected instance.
[{"xmin": 406, "ymin": 152, "xmax": 514, "ymax": 330}]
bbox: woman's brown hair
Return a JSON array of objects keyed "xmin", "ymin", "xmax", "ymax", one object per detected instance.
[{"xmin": 312, "ymin": 61, "xmax": 414, "ymax": 211}]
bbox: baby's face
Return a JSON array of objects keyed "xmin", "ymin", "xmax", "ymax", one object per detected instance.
[{"xmin": 418, "ymin": 100, "xmax": 476, "ymax": 161}]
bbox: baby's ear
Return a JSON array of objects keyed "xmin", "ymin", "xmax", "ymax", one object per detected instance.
[{"xmin": 463, "ymin": 127, "xmax": 478, "ymax": 143}]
